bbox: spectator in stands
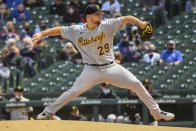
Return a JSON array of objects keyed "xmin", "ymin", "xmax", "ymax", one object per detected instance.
[
  {"xmin": 148, "ymin": 43, "xmax": 158, "ymax": 52},
  {"xmin": 97, "ymin": 83, "xmax": 119, "ymax": 123},
  {"xmin": 185, "ymin": 0, "xmax": 195, "ymax": 11},
  {"xmin": 160, "ymin": 40, "xmax": 183, "ymax": 66},
  {"xmin": 63, "ymin": 0, "xmax": 84, "ymax": 24},
  {"xmin": 0, "ymin": 57, "xmax": 10, "ymax": 92},
  {"xmin": 20, "ymin": 21, "xmax": 34, "ymax": 39},
  {"xmin": 85, "ymin": 0, "xmax": 102, "ymax": 9},
  {"xmin": 0, "ymin": 21, "xmax": 19, "ymax": 41},
  {"xmin": 0, "ymin": 4, "xmax": 12, "ymax": 25},
  {"xmin": 6, "ymin": 0, "xmax": 23, "ymax": 9},
  {"xmin": 101, "ymin": 0, "xmax": 120, "ymax": 15},
  {"xmin": 3, "ymin": 44, "xmax": 25, "ymax": 86},
  {"xmin": 123, "ymin": 42, "xmax": 141, "ymax": 63},
  {"xmin": 49, "ymin": 0, "xmax": 65, "ymax": 16},
  {"xmin": 5, "ymin": 86, "xmax": 34, "ymax": 120},
  {"xmin": 2, "ymin": 38, "xmax": 19, "ymax": 57},
  {"xmin": 117, "ymin": 33, "xmax": 132, "ymax": 57},
  {"xmin": 129, "ymin": 26, "xmax": 141, "ymax": 47},
  {"xmin": 35, "ymin": 19, "xmax": 47, "ymax": 33},
  {"xmin": 69, "ymin": 106, "xmax": 87, "ymax": 121},
  {"xmin": 0, "ymin": 88, "xmax": 9, "ymax": 120},
  {"xmin": 20, "ymin": 36, "xmax": 42, "ymax": 77},
  {"xmin": 23, "ymin": 0, "xmax": 44, "ymax": 8},
  {"xmin": 113, "ymin": 46, "xmax": 122, "ymax": 64},
  {"xmin": 143, "ymin": 47, "xmax": 160, "ymax": 66},
  {"xmin": 12, "ymin": 3, "xmax": 30, "ymax": 22},
  {"xmin": 57, "ymin": 42, "xmax": 79, "ymax": 62},
  {"xmin": 0, "ymin": 57, "xmax": 10, "ymax": 79}
]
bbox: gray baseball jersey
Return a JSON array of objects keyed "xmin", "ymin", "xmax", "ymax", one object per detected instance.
[
  {"xmin": 6, "ymin": 97, "xmax": 33, "ymax": 120},
  {"xmin": 61, "ymin": 17, "xmax": 123, "ymax": 65},
  {"xmin": 43, "ymin": 17, "xmax": 162, "ymax": 119}
]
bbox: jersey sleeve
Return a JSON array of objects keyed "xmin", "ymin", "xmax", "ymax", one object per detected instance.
[
  {"xmin": 60, "ymin": 26, "xmax": 76, "ymax": 41},
  {"xmin": 105, "ymin": 17, "xmax": 125, "ymax": 33}
]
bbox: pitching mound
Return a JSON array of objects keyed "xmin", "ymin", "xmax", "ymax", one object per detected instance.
[{"xmin": 0, "ymin": 120, "xmax": 195, "ymax": 131}]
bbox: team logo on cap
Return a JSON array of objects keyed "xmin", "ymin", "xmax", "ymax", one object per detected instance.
[
  {"xmin": 18, "ymin": 86, "xmax": 22, "ymax": 89},
  {"xmin": 96, "ymin": 5, "xmax": 100, "ymax": 10}
]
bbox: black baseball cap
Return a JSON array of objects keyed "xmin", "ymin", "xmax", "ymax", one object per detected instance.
[
  {"xmin": 85, "ymin": 4, "xmax": 101, "ymax": 15},
  {"xmin": 102, "ymin": 82, "xmax": 109, "ymax": 87},
  {"xmin": 142, "ymin": 79, "xmax": 151, "ymax": 85},
  {"xmin": 71, "ymin": 106, "xmax": 79, "ymax": 112},
  {"xmin": 14, "ymin": 86, "xmax": 23, "ymax": 92}
]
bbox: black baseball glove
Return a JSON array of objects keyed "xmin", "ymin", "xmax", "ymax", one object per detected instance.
[{"xmin": 140, "ymin": 22, "xmax": 153, "ymax": 41}]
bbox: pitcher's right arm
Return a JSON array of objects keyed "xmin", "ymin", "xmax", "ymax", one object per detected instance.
[{"xmin": 32, "ymin": 27, "xmax": 62, "ymax": 45}]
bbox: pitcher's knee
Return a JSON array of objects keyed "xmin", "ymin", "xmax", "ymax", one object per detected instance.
[
  {"xmin": 129, "ymin": 80, "xmax": 143, "ymax": 90},
  {"xmin": 66, "ymin": 88, "xmax": 80, "ymax": 97}
]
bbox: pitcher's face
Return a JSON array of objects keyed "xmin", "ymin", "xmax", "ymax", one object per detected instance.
[{"xmin": 88, "ymin": 12, "xmax": 102, "ymax": 25}]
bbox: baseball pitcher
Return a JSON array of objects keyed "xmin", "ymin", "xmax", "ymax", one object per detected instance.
[{"xmin": 33, "ymin": 4, "xmax": 174, "ymax": 121}]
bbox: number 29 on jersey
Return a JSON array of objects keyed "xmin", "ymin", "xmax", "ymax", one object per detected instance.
[{"xmin": 97, "ymin": 43, "xmax": 110, "ymax": 56}]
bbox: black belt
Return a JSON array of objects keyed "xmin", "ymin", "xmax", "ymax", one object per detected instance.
[{"xmin": 85, "ymin": 61, "xmax": 114, "ymax": 66}]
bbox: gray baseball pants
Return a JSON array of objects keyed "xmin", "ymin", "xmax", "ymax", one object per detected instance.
[{"xmin": 44, "ymin": 63, "xmax": 161, "ymax": 117}]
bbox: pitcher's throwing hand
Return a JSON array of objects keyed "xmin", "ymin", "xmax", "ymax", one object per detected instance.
[{"xmin": 32, "ymin": 32, "xmax": 43, "ymax": 45}]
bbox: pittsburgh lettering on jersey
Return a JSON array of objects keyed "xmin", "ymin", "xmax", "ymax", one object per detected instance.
[{"xmin": 78, "ymin": 32, "xmax": 106, "ymax": 46}]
